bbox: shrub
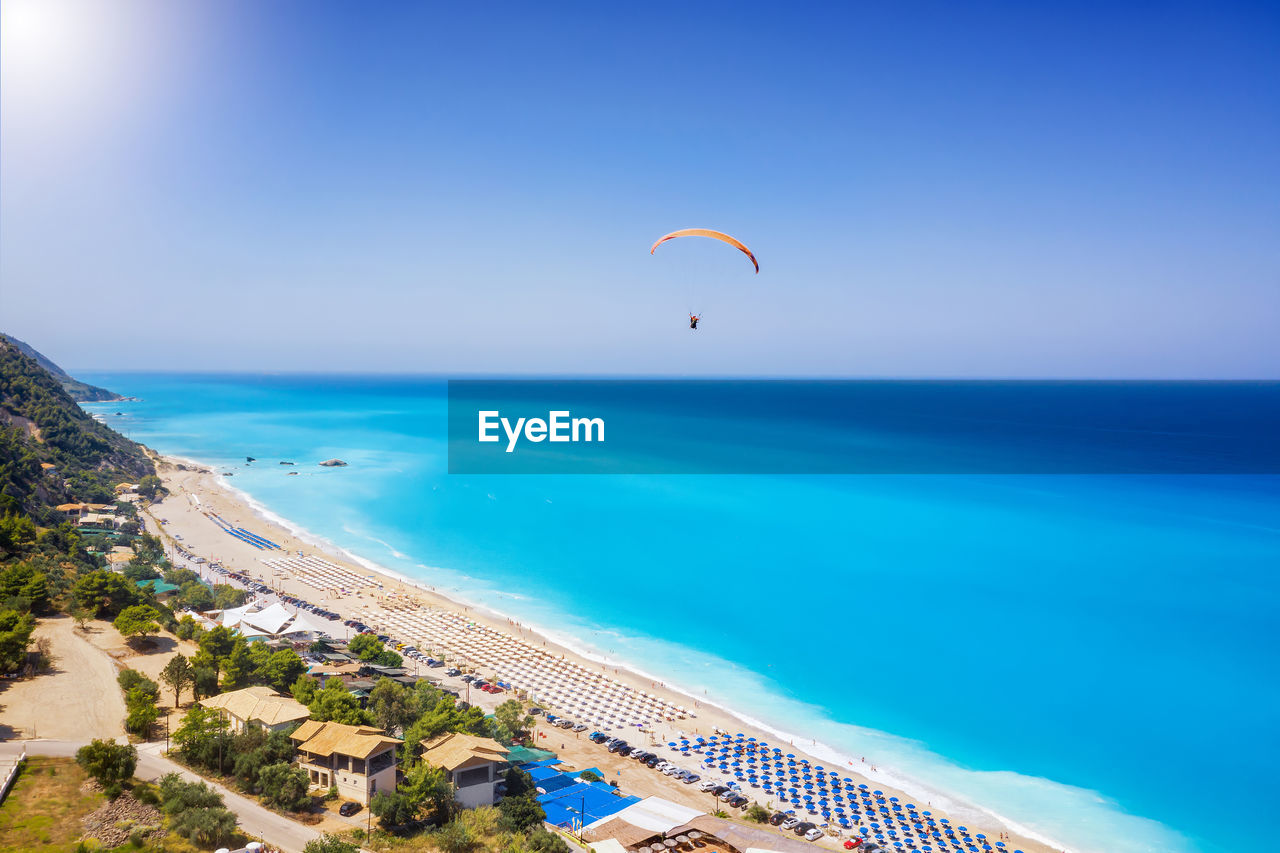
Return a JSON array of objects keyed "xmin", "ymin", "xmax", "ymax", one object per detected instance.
[
  {"xmin": 75, "ymin": 739, "xmax": 137, "ymax": 793},
  {"xmin": 304, "ymin": 834, "xmax": 360, "ymax": 853},
  {"xmin": 257, "ymin": 761, "xmax": 312, "ymax": 811}
]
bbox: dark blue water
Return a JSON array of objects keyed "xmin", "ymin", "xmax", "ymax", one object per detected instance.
[{"xmin": 83, "ymin": 373, "xmax": 1280, "ymax": 852}]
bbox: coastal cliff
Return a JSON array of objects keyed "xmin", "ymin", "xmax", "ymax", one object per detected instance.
[{"xmin": 0, "ymin": 333, "xmax": 129, "ymax": 402}]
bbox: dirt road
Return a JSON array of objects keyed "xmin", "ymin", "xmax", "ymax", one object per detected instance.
[{"xmin": 0, "ymin": 615, "xmax": 126, "ymax": 741}]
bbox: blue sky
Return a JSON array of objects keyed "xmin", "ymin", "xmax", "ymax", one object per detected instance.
[{"xmin": 2, "ymin": 0, "xmax": 1277, "ymax": 376}]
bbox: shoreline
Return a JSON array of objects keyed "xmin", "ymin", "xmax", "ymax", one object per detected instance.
[{"xmin": 145, "ymin": 452, "xmax": 1067, "ymax": 853}]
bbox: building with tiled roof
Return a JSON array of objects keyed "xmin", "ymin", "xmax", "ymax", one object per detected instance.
[
  {"xmin": 420, "ymin": 732, "xmax": 510, "ymax": 808},
  {"xmin": 290, "ymin": 720, "xmax": 399, "ymax": 804},
  {"xmin": 200, "ymin": 685, "xmax": 310, "ymax": 733}
]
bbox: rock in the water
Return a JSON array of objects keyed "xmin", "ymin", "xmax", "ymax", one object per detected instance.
[
  {"xmin": 319, "ymin": 458, "xmax": 348, "ymax": 467},
  {"xmin": 246, "ymin": 456, "xmax": 256, "ymax": 462},
  {"xmin": 279, "ymin": 461, "xmax": 294, "ymax": 465}
]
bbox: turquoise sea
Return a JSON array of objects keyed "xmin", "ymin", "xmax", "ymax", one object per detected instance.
[{"xmin": 81, "ymin": 373, "xmax": 1279, "ymax": 853}]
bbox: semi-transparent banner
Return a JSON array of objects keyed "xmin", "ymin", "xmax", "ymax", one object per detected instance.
[{"xmin": 447, "ymin": 380, "xmax": 1280, "ymax": 474}]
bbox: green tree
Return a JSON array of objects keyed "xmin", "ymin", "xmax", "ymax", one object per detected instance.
[
  {"xmin": 229, "ymin": 727, "xmax": 295, "ymax": 791},
  {"xmin": 178, "ymin": 581, "xmax": 214, "ymax": 612},
  {"xmin": 308, "ymin": 680, "xmax": 373, "ymax": 725},
  {"xmin": 173, "ymin": 704, "xmax": 229, "ymax": 765},
  {"xmin": 259, "ymin": 648, "xmax": 307, "ymax": 693},
  {"xmin": 497, "ymin": 768, "xmax": 544, "ymax": 832},
  {"xmin": 75, "ymin": 739, "xmax": 137, "ymax": 793},
  {"xmin": 161, "ymin": 653, "xmax": 194, "ymax": 707},
  {"xmin": 168, "ymin": 801, "xmax": 237, "ymax": 846},
  {"xmin": 197, "ymin": 624, "xmax": 236, "ymax": 661},
  {"xmin": 137, "ymin": 475, "xmax": 163, "ymax": 500},
  {"xmin": 257, "ymin": 761, "xmax": 312, "ymax": 811},
  {"xmin": 371, "ymin": 789, "xmax": 418, "ymax": 829},
  {"xmin": 73, "ymin": 570, "xmax": 137, "ymax": 617},
  {"xmin": 0, "ymin": 607, "xmax": 36, "ymax": 673},
  {"xmin": 304, "ymin": 834, "xmax": 360, "ymax": 853},
  {"xmin": 493, "ymin": 699, "xmax": 533, "ymax": 746},
  {"xmin": 368, "ymin": 676, "xmax": 417, "ymax": 734},
  {"xmin": 291, "ymin": 673, "xmax": 319, "ymax": 704},
  {"xmin": 123, "ymin": 561, "xmax": 162, "ymax": 582},
  {"xmin": 125, "ymin": 686, "xmax": 161, "ymax": 738},
  {"xmin": 577, "ymin": 769, "xmax": 600, "ymax": 782},
  {"xmin": 213, "ymin": 583, "xmax": 248, "ymax": 609},
  {"xmin": 0, "ymin": 564, "xmax": 49, "ymax": 612},
  {"xmin": 402, "ymin": 761, "xmax": 457, "ymax": 825},
  {"xmin": 174, "ymin": 613, "xmax": 199, "ymax": 640},
  {"xmin": 113, "ymin": 604, "xmax": 162, "ymax": 643},
  {"xmin": 498, "ymin": 791, "xmax": 546, "ymax": 832},
  {"xmin": 0, "ymin": 513, "xmax": 37, "ymax": 551},
  {"xmin": 745, "ymin": 803, "xmax": 771, "ymax": 823},
  {"xmin": 348, "ymin": 632, "xmax": 383, "ymax": 660},
  {"xmin": 192, "ymin": 661, "xmax": 221, "ymax": 698},
  {"xmin": 220, "ymin": 637, "xmax": 252, "ymax": 690},
  {"xmin": 117, "ymin": 668, "xmax": 160, "ymax": 701}
]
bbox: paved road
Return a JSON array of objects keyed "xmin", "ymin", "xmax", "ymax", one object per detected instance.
[{"xmin": 0, "ymin": 739, "xmax": 322, "ymax": 853}]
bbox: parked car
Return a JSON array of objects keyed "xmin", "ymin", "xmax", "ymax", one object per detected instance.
[
  {"xmin": 697, "ymin": 780, "xmax": 720, "ymax": 793},
  {"xmin": 728, "ymin": 795, "xmax": 748, "ymax": 808},
  {"xmin": 572, "ymin": 722, "xmax": 587, "ymax": 732},
  {"xmin": 428, "ymin": 659, "xmax": 445, "ymax": 668},
  {"xmin": 780, "ymin": 818, "xmax": 802, "ymax": 831},
  {"xmin": 792, "ymin": 822, "xmax": 816, "ymax": 837},
  {"xmin": 769, "ymin": 813, "xmax": 787, "ymax": 826},
  {"xmin": 446, "ymin": 668, "xmax": 462, "ymax": 677},
  {"xmin": 804, "ymin": 828, "xmax": 824, "ymax": 842},
  {"xmin": 588, "ymin": 732, "xmax": 608, "ymax": 743},
  {"xmin": 607, "ymin": 741, "xmax": 629, "ymax": 753},
  {"xmin": 339, "ymin": 801, "xmax": 361, "ymax": 816},
  {"xmin": 681, "ymin": 773, "xmax": 700, "ymax": 784},
  {"xmin": 842, "ymin": 840, "xmax": 862, "ymax": 850},
  {"xmin": 529, "ymin": 707, "xmax": 545, "ymax": 716}
]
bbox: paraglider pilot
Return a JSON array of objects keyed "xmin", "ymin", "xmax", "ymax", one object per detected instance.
[{"xmin": 689, "ymin": 314, "xmax": 701, "ymax": 330}]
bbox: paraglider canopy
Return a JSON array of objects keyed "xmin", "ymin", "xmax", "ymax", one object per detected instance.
[{"xmin": 650, "ymin": 228, "xmax": 758, "ymax": 273}]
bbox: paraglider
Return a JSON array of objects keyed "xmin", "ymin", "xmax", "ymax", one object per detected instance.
[
  {"xmin": 651, "ymin": 228, "xmax": 757, "ymax": 329},
  {"xmin": 650, "ymin": 228, "xmax": 758, "ymax": 273}
]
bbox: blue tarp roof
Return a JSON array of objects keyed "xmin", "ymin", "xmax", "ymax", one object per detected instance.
[{"xmin": 537, "ymin": 782, "xmax": 639, "ymax": 828}]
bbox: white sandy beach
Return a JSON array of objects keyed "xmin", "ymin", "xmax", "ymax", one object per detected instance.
[{"xmin": 144, "ymin": 454, "xmax": 1058, "ymax": 853}]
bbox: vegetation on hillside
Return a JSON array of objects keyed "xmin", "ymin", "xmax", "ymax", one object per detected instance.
[
  {"xmin": 0, "ymin": 336, "xmax": 153, "ymax": 519},
  {"xmin": 0, "ymin": 332, "xmax": 124, "ymax": 402}
]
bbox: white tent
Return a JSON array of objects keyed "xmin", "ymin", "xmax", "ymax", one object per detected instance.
[
  {"xmin": 219, "ymin": 603, "xmax": 256, "ymax": 627},
  {"xmin": 585, "ymin": 797, "xmax": 704, "ymax": 836},
  {"xmin": 240, "ymin": 602, "xmax": 294, "ymax": 635},
  {"xmin": 283, "ymin": 610, "xmax": 333, "ymax": 636}
]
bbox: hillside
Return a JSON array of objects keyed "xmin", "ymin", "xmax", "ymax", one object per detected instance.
[
  {"xmin": 0, "ymin": 336, "xmax": 154, "ymax": 520},
  {"xmin": 0, "ymin": 333, "xmax": 125, "ymax": 402}
]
